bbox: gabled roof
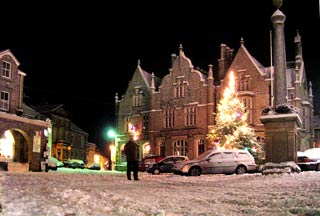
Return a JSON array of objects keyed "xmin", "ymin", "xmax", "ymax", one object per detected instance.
[
  {"xmin": 0, "ymin": 49, "xmax": 20, "ymax": 66},
  {"xmin": 22, "ymin": 103, "xmax": 43, "ymax": 119},
  {"xmin": 135, "ymin": 61, "xmax": 162, "ymax": 91},
  {"xmin": 71, "ymin": 122, "xmax": 88, "ymax": 135},
  {"xmin": 31, "ymin": 104, "xmax": 72, "ymax": 119},
  {"xmin": 238, "ymin": 43, "xmax": 266, "ymax": 76}
]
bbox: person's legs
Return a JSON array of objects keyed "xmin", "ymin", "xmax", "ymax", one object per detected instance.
[
  {"xmin": 133, "ymin": 161, "xmax": 139, "ymax": 180},
  {"xmin": 127, "ymin": 161, "xmax": 132, "ymax": 180}
]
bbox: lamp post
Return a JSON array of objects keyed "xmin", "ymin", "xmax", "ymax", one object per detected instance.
[{"xmin": 107, "ymin": 129, "xmax": 116, "ymax": 171}]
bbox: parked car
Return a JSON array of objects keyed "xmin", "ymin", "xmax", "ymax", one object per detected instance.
[
  {"xmin": 172, "ymin": 149, "xmax": 257, "ymax": 176},
  {"xmin": 147, "ymin": 155, "xmax": 189, "ymax": 175},
  {"xmin": 47, "ymin": 157, "xmax": 64, "ymax": 171},
  {"xmin": 50, "ymin": 157, "xmax": 64, "ymax": 167},
  {"xmin": 139, "ymin": 154, "xmax": 164, "ymax": 172},
  {"xmin": 64, "ymin": 159, "xmax": 85, "ymax": 169},
  {"xmin": 85, "ymin": 162, "xmax": 101, "ymax": 170},
  {"xmin": 297, "ymin": 148, "xmax": 320, "ymax": 171}
]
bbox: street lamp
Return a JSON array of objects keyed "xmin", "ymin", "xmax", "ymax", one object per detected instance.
[
  {"xmin": 107, "ymin": 129, "xmax": 117, "ymax": 171},
  {"xmin": 107, "ymin": 130, "xmax": 116, "ymax": 139}
]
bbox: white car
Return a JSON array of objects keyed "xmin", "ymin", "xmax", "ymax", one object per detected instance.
[
  {"xmin": 172, "ymin": 149, "xmax": 256, "ymax": 176},
  {"xmin": 47, "ymin": 157, "xmax": 64, "ymax": 171},
  {"xmin": 297, "ymin": 148, "xmax": 320, "ymax": 171}
]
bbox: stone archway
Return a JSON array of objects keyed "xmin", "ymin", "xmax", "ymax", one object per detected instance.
[
  {"xmin": 12, "ymin": 129, "xmax": 32, "ymax": 163},
  {"xmin": 0, "ymin": 129, "xmax": 32, "ymax": 163}
]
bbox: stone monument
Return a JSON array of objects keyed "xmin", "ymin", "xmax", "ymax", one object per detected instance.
[{"xmin": 260, "ymin": 0, "xmax": 301, "ymax": 163}]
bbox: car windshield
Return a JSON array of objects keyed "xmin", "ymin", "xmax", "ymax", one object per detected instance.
[{"xmin": 194, "ymin": 150, "xmax": 214, "ymax": 160}]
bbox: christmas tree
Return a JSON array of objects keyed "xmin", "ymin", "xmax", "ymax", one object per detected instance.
[{"xmin": 207, "ymin": 71, "xmax": 263, "ymax": 162}]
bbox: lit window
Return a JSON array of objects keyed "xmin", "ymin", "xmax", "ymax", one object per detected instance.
[
  {"xmin": 173, "ymin": 140, "xmax": 188, "ymax": 156},
  {"xmin": 142, "ymin": 115, "xmax": 149, "ymax": 133},
  {"xmin": 241, "ymin": 97, "xmax": 253, "ymax": 124}
]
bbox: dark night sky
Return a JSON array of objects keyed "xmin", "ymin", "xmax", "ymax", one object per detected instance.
[{"xmin": 1, "ymin": 0, "xmax": 319, "ymax": 148}]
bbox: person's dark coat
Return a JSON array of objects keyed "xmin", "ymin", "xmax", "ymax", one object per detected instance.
[{"xmin": 124, "ymin": 141, "xmax": 138, "ymax": 162}]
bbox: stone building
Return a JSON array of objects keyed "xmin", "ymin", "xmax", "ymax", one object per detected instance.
[
  {"xmin": 31, "ymin": 104, "xmax": 88, "ymax": 162},
  {"xmin": 0, "ymin": 49, "xmax": 50, "ymax": 172},
  {"xmin": 114, "ymin": 31, "xmax": 313, "ymax": 169}
]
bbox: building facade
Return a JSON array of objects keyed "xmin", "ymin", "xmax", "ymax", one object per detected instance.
[
  {"xmin": 31, "ymin": 104, "xmax": 88, "ymax": 163},
  {"xmin": 0, "ymin": 49, "xmax": 50, "ymax": 172},
  {"xmin": 114, "ymin": 33, "xmax": 313, "ymax": 169}
]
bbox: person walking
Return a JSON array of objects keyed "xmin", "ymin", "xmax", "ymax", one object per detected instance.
[{"xmin": 124, "ymin": 134, "xmax": 139, "ymax": 181}]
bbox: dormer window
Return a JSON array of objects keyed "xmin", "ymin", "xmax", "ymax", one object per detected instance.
[
  {"xmin": 237, "ymin": 73, "xmax": 251, "ymax": 91},
  {"xmin": 132, "ymin": 87, "xmax": 143, "ymax": 107},
  {"xmin": 2, "ymin": 61, "xmax": 11, "ymax": 78},
  {"xmin": 174, "ymin": 79, "xmax": 186, "ymax": 98}
]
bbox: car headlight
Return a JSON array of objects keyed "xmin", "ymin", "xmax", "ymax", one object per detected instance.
[{"xmin": 182, "ymin": 164, "xmax": 190, "ymax": 173}]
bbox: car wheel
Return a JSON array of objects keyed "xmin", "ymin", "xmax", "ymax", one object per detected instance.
[
  {"xmin": 236, "ymin": 165, "xmax": 247, "ymax": 174},
  {"xmin": 188, "ymin": 167, "xmax": 201, "ymax": 176},
  {"xmin": 316, "ymin": 164, "xmax": 320, "ymax": 171},
  {"xmin": 153, "ymin": 168, "xmax": 161, "ymax": 175}
]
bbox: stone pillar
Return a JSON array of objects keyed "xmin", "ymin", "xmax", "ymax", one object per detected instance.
[
  {"xmin": 271, "ymin": 7, "xmax": 287, "ymax": 105},
  {"xmin": 260, "ymin": 113, "xmax": 301, "ymax": 163}
]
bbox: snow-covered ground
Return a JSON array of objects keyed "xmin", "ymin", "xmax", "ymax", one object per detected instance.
[{"xmin": 1, "ymin": 168, "xmax": 320, "ymax": 216}]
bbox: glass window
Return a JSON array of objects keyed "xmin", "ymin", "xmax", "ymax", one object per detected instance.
[
  {"xmin": 210, "ymin": 153, "xmax": 222, "ymax": 159},
  {"xmin": 173, "ymin": 140, "xmax": 188, "ymax": 156},
  {"xmin": 164, "ymin": 108, "xmax": 175, "ymax": 128},
  {"xmin": 185, "ymin": 106, "xmax": 197, "ymax": 126},
  {"xmin": 198, "ymin": 139, "xmax": 205, "ymax": 156},
  {"xmin": 2, "ymin": 61, "xmax": 11, "ymax": 78},
  {"xmin": 237, "ymin": 152, "xmax": 250, "ymax": 158},
  {"xmin": 0, "ymin": 91, "xmax": 9, "ymax": 111},
  {"xmin": 174, "ymin": 79, "xmax": 186, "ymax": 98},
  {"xmin": 160, "ymin": 141, "xmax": 165, "ymax": 157},
  {"xmin": 223, "ymin": 152, "xmax": 235, "ymax": 159}
]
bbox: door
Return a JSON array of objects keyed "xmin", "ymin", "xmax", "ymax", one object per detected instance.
[
  {"xmin": 220, "ymin": 152, "xmax": 237, "ymax": 173},
  {"xmin": 201, "ymin": 152, "xmax": 223, "ymax": 174}
]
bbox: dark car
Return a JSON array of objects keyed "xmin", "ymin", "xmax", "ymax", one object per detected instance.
[
  {"xmin": 139, "ymin": 154, "xmax": 164, "ymax": 172},
  {"xmin": 147, "ymin": 155, "xmax": 189, "ymax": 175},
  {"xmin": 85, "ymin": 162, "xmax": 101, "ymax": 170},
  {"xmin": 64, "ymin": 159, "xmax": 85, "ymax": 169},
  {"xmin": 297, "ymin": 148, "xmax": 320, "ymax": 171}
]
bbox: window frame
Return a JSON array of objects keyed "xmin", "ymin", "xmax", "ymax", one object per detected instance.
[
  {"xmin": 0, "ymin": 91, "xmax": 10, "ymax": 111},
  {"xmin": 2, "ymin": 61, "xmax": 11, "ymax": 79}
]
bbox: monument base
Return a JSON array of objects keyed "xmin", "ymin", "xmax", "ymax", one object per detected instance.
[{"xmin": 260, "ymin": 113, "xmax": 301, "ymax": 163}]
